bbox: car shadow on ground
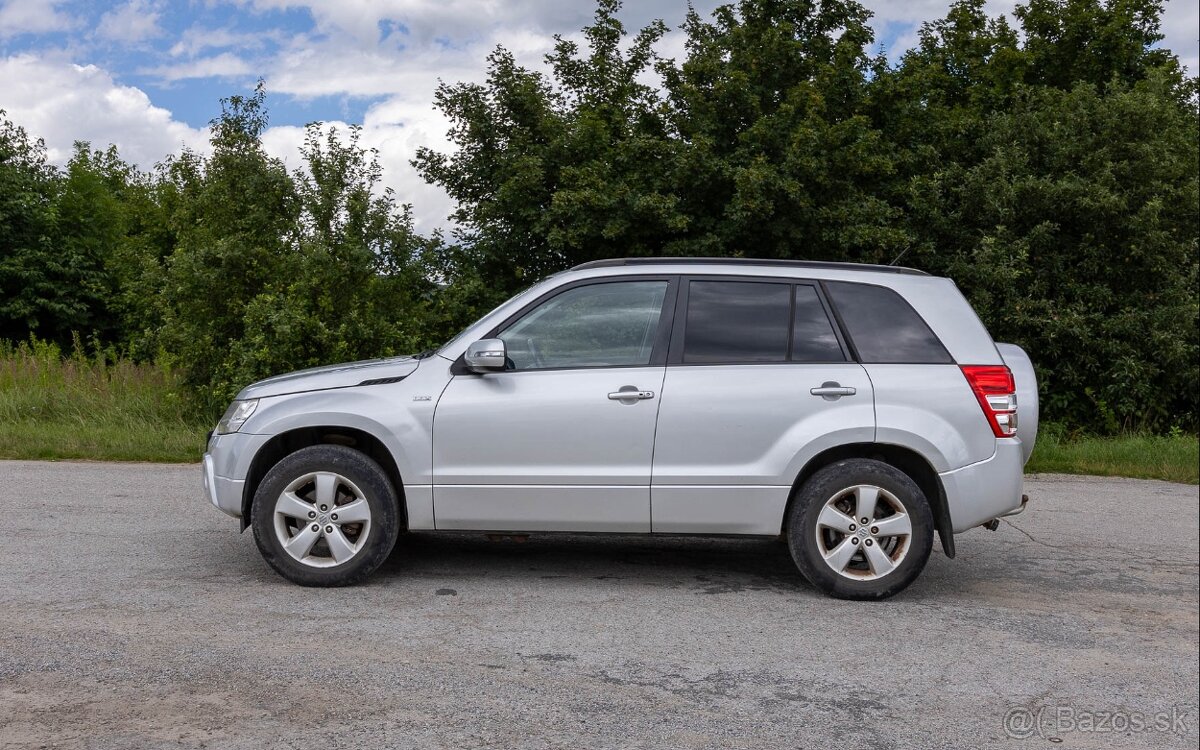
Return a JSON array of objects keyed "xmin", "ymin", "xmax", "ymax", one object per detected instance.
[{"xmin": 374, "ymin": 531, "xmax": 811, "ymax": 594}]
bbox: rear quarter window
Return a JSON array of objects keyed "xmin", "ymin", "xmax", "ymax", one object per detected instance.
[{"xmin": 825, "ymin": 281, "xmax": 953, "ymax": 364}]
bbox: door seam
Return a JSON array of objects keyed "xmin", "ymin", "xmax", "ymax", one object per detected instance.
[{"xmin": 647, "ymin": 366, "xmax": 668, "ymax": 531}]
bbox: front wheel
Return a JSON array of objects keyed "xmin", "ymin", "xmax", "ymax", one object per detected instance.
[
  {"xmin": 787, "ymin": 459, "xmax": 934, "ymax": 600},
  {"xmin": 251, "ymin": 444, "xmax": 401, "ymax": 586}
]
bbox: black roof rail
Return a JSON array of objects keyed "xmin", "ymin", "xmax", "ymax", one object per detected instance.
[{"xmin": 569, "ymin": 257, "xmax": 930, "ymax": 276}]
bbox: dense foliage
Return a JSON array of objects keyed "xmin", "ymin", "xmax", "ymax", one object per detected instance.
[{"xmin": 1, "ymin": 0, "xmax": 1196, "ymax": 431}]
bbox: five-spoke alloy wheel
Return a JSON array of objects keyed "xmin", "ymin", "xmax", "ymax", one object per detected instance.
[
  {"xmin": 814, "ymin": 484, "xmax": 913, "ymax": 581},
  {"xmin": 788, "ymin": 459, "xmax": 933, "ymax": 600},
  {"xmin": 273, "ymin": 471, "xmax": 373, "ymax": 568},
  {"xmin": 252, "ymin": 444, "xmax": 401, "ymax": 587}
]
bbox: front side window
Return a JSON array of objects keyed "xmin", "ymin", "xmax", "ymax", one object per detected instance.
[{"xmin": 499, "ymin": 280, "xmax": 668, "ymax": 370}]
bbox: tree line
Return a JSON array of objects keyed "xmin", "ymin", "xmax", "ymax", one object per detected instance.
[{"xmin": 1, "ymin": 0, "xmax": 1196, "ymax": 432}]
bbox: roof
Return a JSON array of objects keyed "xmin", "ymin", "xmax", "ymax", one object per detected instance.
[{"xmin": 569, "ymin": 257, "xmax": 929, "ymax": 276}]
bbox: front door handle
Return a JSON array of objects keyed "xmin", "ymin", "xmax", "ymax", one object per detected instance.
[
  {"xmin": 608, "ymin": 386, "xmax": 655, "ymax": 401},
  {"xmin": 810, "ymin": 382, "xmax": 856, "ymax": 400}
]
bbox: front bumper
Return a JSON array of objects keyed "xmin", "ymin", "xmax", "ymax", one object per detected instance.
[
  {"xmin": 202, "ymin": 431, "xmax": 270, "ymax": 520},
  {"xmin": 202, "ymin": 452, "xmax": 245, "ymax": 518},
  {"xmin": 939, "ymin": 439, "xmax": 1026, "ymax": 533}
]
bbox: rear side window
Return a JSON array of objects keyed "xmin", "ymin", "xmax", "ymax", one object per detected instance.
[
  {"xmin": 683, "ymin": 281, "xmax": 790, "ymax": 363},
  {"xmin": 825, "ymin": 281, "xmax": 952, "ymax": 364},
  {"xmin": 792, "ymin": 285, "xmax": 844, "ymax": 362},
  {"xmin": 681, "ymin": 280, "xmax": 846, "ymax": 364}
]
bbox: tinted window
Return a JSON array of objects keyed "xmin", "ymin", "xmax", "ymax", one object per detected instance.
[
  {"xmin": 792, "ymin": 285, "xmax": 845, "ymax": 361},
  {"xmin": 683, "ymin": 281, "xmax": 791, "ymax": 363},
  {"xmin": 499, "ymin": 280, "xmax": 667, "ymax": 370},
  {"xmin": 825, "ymin": 281, "xmax": 952, "ymax": 363}
]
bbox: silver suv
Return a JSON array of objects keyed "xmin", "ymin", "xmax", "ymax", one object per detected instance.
[{"xmin": 203, "ymin": 258, "xmax": 1037, "ymax": 599}]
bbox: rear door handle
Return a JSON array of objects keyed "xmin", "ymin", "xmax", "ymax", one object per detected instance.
[
  {"xmin": 608, "ymin": 387, "xmax": 655, "ymax": 401},
  {"xmin": 810, "ymin": 383, "xmax": 856, "ymax": 399}
]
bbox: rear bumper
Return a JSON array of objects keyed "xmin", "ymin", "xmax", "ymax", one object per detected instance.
[{"xmin": 939, "ymin": 439, "xmax": 1025, "ymax": 533}]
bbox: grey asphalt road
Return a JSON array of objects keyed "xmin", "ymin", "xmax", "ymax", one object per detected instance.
[{"xmin": 0, "ymin": 461, "xmax": 1196, "ymax": 750}]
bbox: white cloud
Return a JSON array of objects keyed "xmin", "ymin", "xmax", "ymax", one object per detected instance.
[
  {"xmin": 168, "ymin": 26, "xmax": 277, "ymax": 57},
  {"xmin": 235, "ymin": 3, "xmax": 572, "ymax": 232},
  {"xmin": 236, "ymin": 1, "xmax": 655, "ymax": 230},
  {"xmin": 144, "ymin": 51, "xmax": 252, "ymax": 81},
  {"xmin": 96, "ymin": 0, "xmax": 163, "ymax": 44},
  {"xmin": 260, "ymin": 112, "xmax": 458, "ymax": 235},
  {"xmin": 1161, "ymin": 0, "xmax": 1198, "ymax": 75},
  {"xmin": 0, "ymin": 54, "xmax": 208, "ymax": 167},
  {"xmin": 0, "ymin": 0, "xmax": 74, "ymax": 38},
  {"xmin": 240, "ymin": 0, "xmax": 602, "ymax": 45}
]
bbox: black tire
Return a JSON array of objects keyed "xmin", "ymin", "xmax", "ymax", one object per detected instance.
[
  {"xmin": 787, "ymin": 459, "xmax": 933, "ymax": 600},
  {"xmin": 251, "ymin": 444, "xmax": 401, "ymax": 587}
]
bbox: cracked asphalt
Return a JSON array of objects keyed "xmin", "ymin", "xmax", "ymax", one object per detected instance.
[{"xmin": 0, "ymin": 461, "xmax": 1197, "ymax": 749}]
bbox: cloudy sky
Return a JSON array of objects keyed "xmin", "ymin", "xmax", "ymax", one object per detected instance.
[{"xmin": 1, "ymin": 0, "xmax": 1196, "ymax": 233}]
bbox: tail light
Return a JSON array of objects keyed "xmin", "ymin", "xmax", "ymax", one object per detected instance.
[{"xmin": 961, "ymin": 365, "xmax": 1018, "ymax": 438}]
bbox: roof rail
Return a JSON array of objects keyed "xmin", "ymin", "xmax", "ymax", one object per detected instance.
[{"xmin": 569, "ymin": 257, "xmax": 929, "ymax": 276}]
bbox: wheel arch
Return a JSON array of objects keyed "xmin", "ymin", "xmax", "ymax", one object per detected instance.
[
  {"xmin": 240, "ymin": 426, "xmax": 406, "ymax": 532},
  {"xmin": 785, "ymin": 442, "xmax": 955, "ymax": 558}
]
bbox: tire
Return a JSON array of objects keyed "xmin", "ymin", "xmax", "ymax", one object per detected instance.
[
  {"xmin": 787, "ymin": 459, "xmax": 933, "ymax": 600},
  {"xmin": 251, "ymin": 444, "xmax": 402, "ymax": 587}
]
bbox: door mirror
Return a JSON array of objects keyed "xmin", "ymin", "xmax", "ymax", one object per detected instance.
[{"xmin": 464, "ymin": 338, "xmax": 507, "ymax": 372}]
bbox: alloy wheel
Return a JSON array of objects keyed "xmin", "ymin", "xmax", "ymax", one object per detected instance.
[
  {"xmin": 272, "ymin": 471, "xmax": 373, "ymax": 568},
  {"xmin": 813, "ymin": 484, "xmax": 912, "ymax": 581}
]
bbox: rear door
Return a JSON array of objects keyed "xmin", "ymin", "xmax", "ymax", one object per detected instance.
[{"xmin": 650, "ymin": 277, "xmax": 874, "ymax": 535}]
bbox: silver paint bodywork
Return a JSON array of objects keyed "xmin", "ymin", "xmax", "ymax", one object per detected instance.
[{"xmin": 202, "ymin": 261, "xmax": 1033, "ymax": 540}]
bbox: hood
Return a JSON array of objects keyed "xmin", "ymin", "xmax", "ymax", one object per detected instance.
[{"xmin": 237, "ymin": 355, "xmax": 421, "ymax": 400}]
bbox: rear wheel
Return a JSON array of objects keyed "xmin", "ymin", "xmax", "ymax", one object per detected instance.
[
  {"xmin": 251, "ymin": 444, "xmax": 401, "ymax": 586},
  {"xmin": 787, "ymin": 459, "xmax": 933, "ymax": 600}
]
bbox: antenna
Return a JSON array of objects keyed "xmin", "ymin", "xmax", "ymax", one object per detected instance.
[{"xmin": 888, "ymin": 243, "xmax": 912, "ymax": 267}]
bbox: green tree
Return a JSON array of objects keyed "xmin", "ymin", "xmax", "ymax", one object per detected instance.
[
  {"xmin": 160, "ymin": 84, "xmax": 436, "ymax": 408},
  {"xmin": 416, "ymin": 0, "xmax": 900, "ymax": 297},
  {"xmin": 414, "ymin": 0, "xmax": 680, "ymax": 305},
  {"xmin": 656, "ymin": 0, "xmax": 900, "ymax": 261},
  {"xmin": 872, "ymin": 0, "xmax": 1199, "ymax": 430},
  {"xmin": 224, "ymin": 123, "xmax": 436, "ymax": 389},
  {"xmin": 53, "ymin": 144, "xmax": 137, "ymax": 344},
  {"xmin": 0, "ymin": 112, "xmax": 65, "ymax": 341},
  {"xmin": 1017, "ymin": 0, "xmax": 1179, "ymax": 89},
  {"xmin": 158, "ymin": 83, "xmax": 301, "ymax": 405},
  {"xmin": 905, "ymin": 75, "xmax": 1198, "ymax": 431},
  {"xmin": 1, "ymin": 115, "xmax": 175, "ymax": 353}
]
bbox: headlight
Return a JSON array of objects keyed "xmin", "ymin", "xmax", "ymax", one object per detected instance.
[{"xmin": 216, "ymin": 399, "xmax": 259, "ymax": 434}]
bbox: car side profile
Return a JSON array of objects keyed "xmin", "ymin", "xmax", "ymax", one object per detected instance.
[{"xmin": 202, "ymin": 258, "xmax": 1037, "ymax": 600}]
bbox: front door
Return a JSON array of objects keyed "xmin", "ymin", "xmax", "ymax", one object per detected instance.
[{"xmin": 432, "ymin": 277, "xmax": 675, "ymax": 532}]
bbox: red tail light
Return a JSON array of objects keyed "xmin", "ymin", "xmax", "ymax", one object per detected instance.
[{"xmin": 961, "ymin": 365, "xmax": 1018, "ymax": 438}]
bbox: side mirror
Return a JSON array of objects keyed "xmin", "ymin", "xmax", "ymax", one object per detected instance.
[{"xmin": 464, "ymin": 338, "xmax": 507, "ymax": 372}]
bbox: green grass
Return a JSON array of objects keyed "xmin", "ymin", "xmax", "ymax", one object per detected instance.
[
  {"xmin": 0, "ymin": 339, "xmax": 209, "ymax": 463},
  {"xmin": 1027, "ymin": 427, "xmax": 1199, "ymax": 484},
  {"xmin": 2, "ymin": 340, "xmax": 1197, "ymax": 481}
]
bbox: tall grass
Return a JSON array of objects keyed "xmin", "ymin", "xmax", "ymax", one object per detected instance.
[
  {"xmin": 1027, "ymin": 423, "xmax": 1198, "ymax": 484},
  {"xmin": 0, "ymin": 338, "xmax": 209, "ymax": 462}
]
